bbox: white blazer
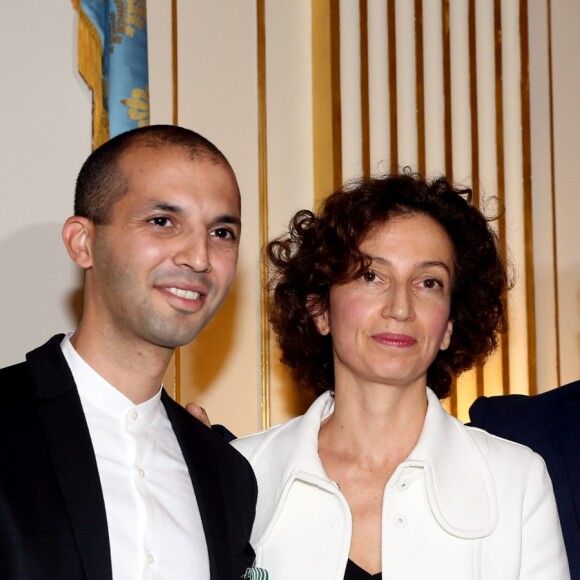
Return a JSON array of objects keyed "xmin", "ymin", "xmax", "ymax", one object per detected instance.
[{"xmin": 233, "ymin": 389, "xmax": 569, "ymax": 580}]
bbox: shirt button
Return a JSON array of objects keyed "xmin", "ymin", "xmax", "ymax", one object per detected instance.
[
  {"xmin": 138, "ymin": 467, "xmax": 145, "ymax": 478},
  {"xmin": 130, "ymin": 410, "xmax": 139, "ymax": 421},
  {"xmin": 147, "ymin": 553, "xmax": 154, "ymax": 565},
  {"xmin": 393, "ymin": 513, "xmax": 408, "ymax": 528},
  {"xmin": 396, "ymin": 478, "xmax": 410, "ymax": 491}
]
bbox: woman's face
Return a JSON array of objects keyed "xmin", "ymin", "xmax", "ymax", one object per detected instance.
[{"xmin": 313, "ymin": 213, "xmax": 454, "ymax": 392}]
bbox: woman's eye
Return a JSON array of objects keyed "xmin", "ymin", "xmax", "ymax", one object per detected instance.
[
  {"xmin": 362, "ymin": 271, "xmax": 377, "ymax": 282},
  {"xmin": 149, "ymin": 216, "xmax": 172, "ymax": 227},
  {"xmin": 422, "ymin": 278, "xmax": 442, "ymax": 289}
]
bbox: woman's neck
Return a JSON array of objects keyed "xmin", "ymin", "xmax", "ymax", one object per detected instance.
[{"xmin": 319, "ymin": 381, "xmax": 428, "ymax": 468}]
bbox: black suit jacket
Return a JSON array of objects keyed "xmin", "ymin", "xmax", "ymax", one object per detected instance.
[
  {"xmin": 0, "ymin": 335, "xmax": 256, "ymax": 580},
  {"xmin": 469, "ymin": 380, "xmax": 580, "ymax": 578}
]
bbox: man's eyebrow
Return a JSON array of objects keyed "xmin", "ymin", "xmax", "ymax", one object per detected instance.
[
  {"xmin": 214, "ymin": 215, "xmax": 242, "ymax": 228},
  {"xmin": 152, "ymin": 202, "xmax": 182, "ymax": 213},
  {"xmin": 149, "ymin": 204, "xmax": 241, "ymax": 228}
]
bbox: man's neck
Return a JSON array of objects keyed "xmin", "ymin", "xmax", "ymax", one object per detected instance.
[{"xmin": 70, "ymin": 328, "xmax": 173, "ymax": 404}]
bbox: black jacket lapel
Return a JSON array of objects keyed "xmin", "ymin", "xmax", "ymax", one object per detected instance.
[
  {"xmin": 29, "ymin": 336, "xmax": 113, "ymax": 580},
  {"xmin": 162, "ymin": 392, "xmax": 256, "ymax": 580}
]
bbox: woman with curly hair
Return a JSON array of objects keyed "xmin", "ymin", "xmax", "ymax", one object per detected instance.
[{"xmin": 232, "ymin": 172, "xmax": 568, "ymax": 579}]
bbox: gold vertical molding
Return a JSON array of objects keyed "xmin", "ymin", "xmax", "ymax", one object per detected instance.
[
  {"xmin": 257, "ymin": 0, "xmax": 271, "ymax": 430},
  {"xmin": 546, "ymin": 0, "xmax": 561, "ymax": 384},
  {"xmin": 360, "ymin": 0, "xmax": 370, "ymax": 177},
  {"xmin": 387, "ymin": 0, "xmax": 398, "ymax": 172},
  {"xmin": 468, "ymin": 0, "xmax": 484, "ymax": 397},
  {"xmin": 330, "ymin": 2, "xmax": 342, "ymax": 192},
  {"xmin": 441, "ymin": 0, "xmax": 457, "ymax": 416},
  {"xmin": 172, "ymin": 0, "xmax": 181, "ymax": 403},
  {"xmin": 519, "ymin": 0, "xmax": 537, "ymax": 395},
  {"xmin": 493, "ymin": 0, "xmax": 510, "ymax": 395},
  {"xmin": 312, "ymin": 0, "xmax": 342, "ymax": 207},
  {"xmin": 414, "ymin": 0, "xmax": 426, "ymax": 175},
  {"xmin": 442, "ymin": 0, "xmax": 453, "ymax": 179},
  {"xmin": 172, "ymin": 0, "xmax": 179, "ymax": 126}
]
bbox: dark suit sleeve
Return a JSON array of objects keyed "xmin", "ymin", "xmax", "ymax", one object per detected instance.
[
  {"xmin": 467, "ymin": 396, "xmax": 491, "ymax": 428},
  {"xmin": 468, "ymin": 386, "xmax": 580, "ymax": 578},
  {"xmin": 468, "ymin": 394, "xmax": 529, "ymax": 436}
]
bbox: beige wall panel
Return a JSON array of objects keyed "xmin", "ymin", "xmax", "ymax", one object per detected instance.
[
  {"xmin": 449, "ymin": 0, "xmax": 472, "ymax": 183},
  {"xmin": 423, "ymin": 0, "xmax": 446, "ymax": 177},
  {"xmin": 339, "ymin": 0, "xmax": 363, "ymax": 180},
  {"xmin": 368, "ymin": 0, "xmax": 390, "ymax": 173},
  {"xmin": 551, "ymin": 0, "xmax": 580, "ymax": 384},
  {"xmin": 474, "ymin": 0, "xmax": 498, "ymax": 199},
  {"xmin": 394, "ymin": 0, "xmax": 418, "ymax": 169},
  {"xmin": 174, "ymin": 0, "xmax": 261, "ymax": 435},
  {"xmin": 264, "ymin": 2, "xmax": 314, "ymax": 239},
  {"xmin": 449, "ymin": 0, "xmax": 477, "ymax": 416},
  {"xmin": 0, "ymin": 3, "xmax": 91, "ymax": 367},
  {"xmin": 474, "ymin": 0, "xmax": 504, "ymax": 395},
  {"xmin": 265, "ymin": 2, "xmax": 316, "ymax": 427},
  {"xmin": 528, "ymin": 0, "xmax": 558, "ymax": 391},
  {"xmin": 501, "ymin": 0, "xmax": 529, "ymax": 394}
]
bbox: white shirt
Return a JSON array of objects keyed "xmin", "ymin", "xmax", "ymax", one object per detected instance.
[{"xmin": 61, "ymin": 335, "xmax": 210, "ymax": 580}]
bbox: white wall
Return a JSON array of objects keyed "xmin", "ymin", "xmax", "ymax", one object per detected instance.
[{"xmin": 0, "ymin": 3, "xmax": 91, "ymax": 367}]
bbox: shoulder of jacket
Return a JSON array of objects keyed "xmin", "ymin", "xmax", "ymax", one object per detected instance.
[
  {"xmin": 232, "ymin": 415, "xmax": 302, "ymax": 458},
  {"xmin": 465, "ymin": 423, "xmax": 542, "ymax": 468}
]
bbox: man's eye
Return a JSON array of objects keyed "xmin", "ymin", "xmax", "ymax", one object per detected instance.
[
  {"xmin": 149, "ymin": 216, "xmax": 172, "ymax": 227},
  {"xmin": 211, "ymin": 227, "xmax": 236, "ymax": 240}
]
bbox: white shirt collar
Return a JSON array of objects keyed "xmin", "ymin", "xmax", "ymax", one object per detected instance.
[{"xmin": 60, "ymin": 333, "xmax": 163, "ymax": 424}]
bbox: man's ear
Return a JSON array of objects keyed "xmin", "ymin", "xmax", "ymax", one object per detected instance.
[
  {"xmin": 62, "ymin": 216, "xmax": 94, "ymax": 269},
  {"xmin": 306, "ymin": 294, "xmax": 330, "ymax": 336}
]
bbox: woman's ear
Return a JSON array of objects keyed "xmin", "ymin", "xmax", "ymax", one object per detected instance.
[
  {"xmin": 306, "ymin": 294, "xmax": 330, "ymax": 336},
  {"xmin": 62, "ymin": 216, "xmax": 94, "ymax": 270},
  {"xmin": 439, "ymin": 319, "xmax": 454, "ymax": 351}
]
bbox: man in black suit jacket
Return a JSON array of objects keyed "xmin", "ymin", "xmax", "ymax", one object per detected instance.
[
  {"xmin": 0, "ymin": 125, "xmax": 256, "ymax": 580},
  {"xmin": 469, "ymin": 380, "xmax": 580, "ymax": 578}
]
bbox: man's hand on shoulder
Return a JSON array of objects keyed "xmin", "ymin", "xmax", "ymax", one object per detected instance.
[
  {"xmin": 185, "ymin": 403, "xmax": 238, "ymax": 442},
  {"xmin": 185, "ymin": 402, "xmax": 211, "ymax": 428}
]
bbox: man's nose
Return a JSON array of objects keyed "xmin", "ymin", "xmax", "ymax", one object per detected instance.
[{"xmin": 174, "ymin": 233, "xmax": 212, "ymax": 273}]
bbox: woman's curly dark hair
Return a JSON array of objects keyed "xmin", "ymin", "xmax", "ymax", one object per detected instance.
[{"xmin": 267, "ymin": 171, "xmax": 511, "ymax": 399}]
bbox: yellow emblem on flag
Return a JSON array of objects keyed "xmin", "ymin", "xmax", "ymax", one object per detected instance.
[
  {"xmin": 121, "ymin": 87, "xmax": 150, "ymax": 127},
  {"xmin": 110, "ymin": 0, "xmax": 147, "ymax": 45}
]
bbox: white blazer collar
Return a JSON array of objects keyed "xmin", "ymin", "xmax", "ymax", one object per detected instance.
[
  {"xmin": 237, "ymin": 388, "xmax": 498, "ymax": 543},
  {"xmin": 408, "ymin": 388, "xmax": 498, "ymax": 537}
]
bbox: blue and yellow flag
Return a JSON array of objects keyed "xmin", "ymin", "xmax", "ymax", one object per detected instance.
[{"xmin": 73, "ymin": 0, "xmax": 149, "ymax": 148}]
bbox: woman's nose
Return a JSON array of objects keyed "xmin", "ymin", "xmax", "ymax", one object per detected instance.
[{"xmin": 382, "ymin": 283, "xmax": 414, "ymax": 321}]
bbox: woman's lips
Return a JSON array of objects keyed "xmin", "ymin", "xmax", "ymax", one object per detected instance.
[{"xmin": 372, "ymin": 333, "xmax": 417, "ymax": 347}]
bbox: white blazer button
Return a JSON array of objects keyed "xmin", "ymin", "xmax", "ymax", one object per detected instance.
[
  {"xmin": 396, "ymin": 478, "xmax": 410, "ymax": 491},
  {"xmin": 393, "ymin": 513, "xmax": 408, "ymax": 528}
]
